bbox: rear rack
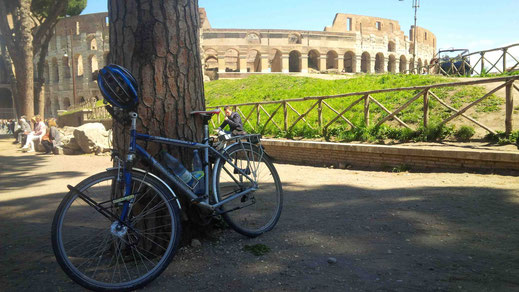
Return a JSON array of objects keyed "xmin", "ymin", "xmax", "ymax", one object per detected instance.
[{"xmin": 219, "ymin": 133, "xmax": 262, "ymax": 144}]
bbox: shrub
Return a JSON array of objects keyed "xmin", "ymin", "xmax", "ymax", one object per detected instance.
[
  {"xmin": 484, "ymin": 130, "xmax": 519, "ymax": 145},
  {"xmin": 454, "ymin": 126, "xmax": 475, "ymax": 141},
  {"xmin": 413, "ymin": 124, "xmax": 454, "ymax": 142}
]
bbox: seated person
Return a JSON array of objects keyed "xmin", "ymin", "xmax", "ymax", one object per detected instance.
[
  {"xmin": 21, "ymin": 115, "xmax": 46, "ymax": 153},
  {"xmin": 41, "ymin": 118, "xmax": 61, "ymax": 154},
  {"xmin": 14, "ymin": 116, "xmax": 31, "ymax": 144},
  {"xmin": 216, "ymin": 106, "xmax": 246, "ymax": 136}
]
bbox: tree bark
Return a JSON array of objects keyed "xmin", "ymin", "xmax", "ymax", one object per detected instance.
[
  {"xmin": 109, "ymin": 0, "xmax": 205, "ymax": 155},
  {"xmin": 108, "ymin": 0, "xmax": 207, "ymax": 240},
  {"xmin": 34, "ymin": 26, "xmax": 56, "ymax": 118},
  {"xmin": 6, "ymin": 1, "xmax": 36, "ymax": 118}
]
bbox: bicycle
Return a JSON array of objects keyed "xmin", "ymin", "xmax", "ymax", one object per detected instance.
[{"xmin": 51, "ymin": 109, "xmax": 283, "ymax": 291}]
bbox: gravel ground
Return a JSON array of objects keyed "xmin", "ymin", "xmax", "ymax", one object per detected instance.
[{"xmin": 1, "ymin": 134, "xmax": 519, "ymax": 291}]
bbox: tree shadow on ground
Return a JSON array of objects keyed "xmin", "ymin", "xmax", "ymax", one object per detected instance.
[
  {"xmin": 155, "ymin": 182, "xmax": 519, "ymax": 291},
  {"xmin": 0, "ymin": 154, "xmax": 83, "ymax": 191},
  {"xmin": 2, "ymin": 181, "xmax": 519, "ymax": 291}
]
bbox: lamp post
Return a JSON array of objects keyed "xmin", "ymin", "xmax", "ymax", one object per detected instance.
[
  {"xmin": 64, "ymin": 25, "xmax": 77, "ymax": 106},
  {"xmin": 400, "ymin": 0, "xmax": 420, "ymax": 73}
]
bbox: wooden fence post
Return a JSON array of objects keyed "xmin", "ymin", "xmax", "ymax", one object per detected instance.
[
  {"xmin": 317, "ymin": 99, "xmax": 323, "ymax": 130},
  {"xmin": 423, "ymin": 88, "xmax": 429, "ymax": 128},
  {"xmin": 481, "ymin": 52, "xmax": 485, "ymax": 74},
  {"xmin": 503, "ymin": 48, "xmax": 507, "ymax": 73},
  {"xmin": 363, "ymin": 95, "xmax": 370, "ymax": 127},
  {"xmin": 283, "ymin": 101, "xmax": 288, "ymax": 132},
  {"xmin": 256, "ymin": 104, "xmax": 260, "ymax": 129},
  {"xmin": 505, "ymin": 81, "xmax": 514, "ymax": 136}
]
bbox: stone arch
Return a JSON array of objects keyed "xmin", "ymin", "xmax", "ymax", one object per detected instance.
[
  {"xmin": 387, "ymin": 54, "xmax": 396, "ymax": 73},
  {"xmin": 399, "ymin": 55, "xmax": 407, "ymax": 73},
  {"xmin": 269, "ymin": 49, "xmax": 282, "ymax": 72},
  {"xmin": 308, "ymin": 50, "xmax": 320, "ymax": 71},
  {"xmin": 75, "ymin": 54, "xmax": 83, "ymax": 78},
  {"xmin": 388, "ymin": 41, "xmax": 396, "ymax": 52},
  {"xmin": 247, "ymin": 50, "xmax": 262, "ymax": 72},
  {"xmin": 288, "ymin": 33, "xmax": 302, "ymax": 44},
  {"xmin": 88, "ymin": 35, "xmax": 97, "ymax": 50},
  {"xmin": 62, "ymin": 56, "xmax": 71, "ymax": 78},
  {"xmin": 417, "ymin": 58, "xmax": 423, "ymax": 73},
  {"xmin": 88, "ymin": 54, "xmax": 98, "ymax": 80},
  {"xmin": 361, "ymin": 52, "xmax": 371, "ymax": 73},
  {"xmin": 205, "ymin": 56, "xmax": 218, "ymax": 70},
  {"xmin": 375, "ymin": 52, "xmax": 385, "ymax": 73},
  {"xmin": 225, "ymin": 49, "xmax": 239, "ymax": 72},
  {"xmin": 326, "ymin": 50, "xmax": 338, "ymax": 70},
  {"xmin": 63, "ymin": 97, "xmax": 71, "ymax": 109},
  {"xmin": 344, "ymin": 51, "xmax": 356, "ymax": 73},
  {"xmin": 204, "ymin": 49, "xmax": 218, "ymax": 72},
  {"xmin": 204, "ymin": 48, "xmax": 218, "ymax": 59},
  {"xmin": 52, "ymin": 58, "xmax": 59, "ymax": 82},
  {"xmin": 289, "ymin": 50, "xmax": 302, "ymax": 72},
  {"xmin": 424, "ymin": 59, "xmax": 428, "ymax": 73},
  {"xmin": 245, "ymin": 32, "xmax": 261, "ymax": 45}
]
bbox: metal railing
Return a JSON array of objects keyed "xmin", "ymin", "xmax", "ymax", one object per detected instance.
[
  {"xmin": 430, "ymin": 43, "xmax": 519, "ymax": 76},
  {"xmin": 0, "ymin": 108, "xmax": 15, "ymax": 119}
]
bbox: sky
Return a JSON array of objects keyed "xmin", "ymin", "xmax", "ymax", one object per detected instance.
[{"xmin": 81, "ymin": 0, "xmax": 519, "ymax": 55}]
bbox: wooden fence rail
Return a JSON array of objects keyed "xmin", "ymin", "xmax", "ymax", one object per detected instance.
[{"xmin": 209, "ymin": 75, "xmax": 519, "ymax": 137}]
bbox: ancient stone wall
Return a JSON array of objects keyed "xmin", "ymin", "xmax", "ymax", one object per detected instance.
[
  {"xmin": 202, "ymin": 13, "xmax": 436, "ymax": 76},
  {"xmin": 43, "ymin": 13, "xmax": 109, "ymax": 117}
]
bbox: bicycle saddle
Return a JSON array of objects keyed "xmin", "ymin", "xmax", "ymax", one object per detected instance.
[{"xmin": 191, "ymin": 109, "xmax": 221, "ymax": 123}]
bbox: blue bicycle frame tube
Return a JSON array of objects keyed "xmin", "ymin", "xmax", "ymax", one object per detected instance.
[{"xmin": 117, "ymin": 112, "xmax": 259, "ymax": 216}]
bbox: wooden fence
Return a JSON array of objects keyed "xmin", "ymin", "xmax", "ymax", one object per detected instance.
[{"xmin": 208, "ymin": 75, "xmax": 519, "ymax": 136}]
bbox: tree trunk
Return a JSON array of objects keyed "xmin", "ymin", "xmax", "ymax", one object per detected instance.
[
  {"xmin": 109, "ymin": 0, "xmax": 207, "ymax": 241},
  {"xmin": 34, "ymin": 29, "xmax": 55, "ymax": 118},
  {"xmin": 13, "ymin": 1, "xmax": 35, "ymax": 118}
]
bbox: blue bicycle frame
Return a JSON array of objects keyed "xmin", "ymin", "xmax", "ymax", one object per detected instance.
[{"xmin": 117, "ymin": 112, "xmax": 258, "ymax": 222}]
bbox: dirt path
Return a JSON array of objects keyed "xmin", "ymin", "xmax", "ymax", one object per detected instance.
[{"xmin": 1, "ymin": 134, "xmax": 519, "ymax": 291}]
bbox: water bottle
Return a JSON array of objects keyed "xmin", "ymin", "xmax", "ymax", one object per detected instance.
[
  {"xmin": 192, "ymin": 149, "xmax": 205, "ymax": 195},
  {"xmin": 161, "ymin": 151, "xmax": 195, "ymax": 187}
]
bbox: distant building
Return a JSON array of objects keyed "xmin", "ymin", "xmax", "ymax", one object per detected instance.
[{"xmin": 201, "ymin": 10, "xmax": 436, "ymax": 75}]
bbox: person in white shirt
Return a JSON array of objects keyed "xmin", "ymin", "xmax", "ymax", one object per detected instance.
[{"xmin": 21, "ymin": 115, "xmax": 47, "ymax": 153}]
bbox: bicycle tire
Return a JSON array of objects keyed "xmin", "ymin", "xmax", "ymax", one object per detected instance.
[
  {"xmin": 214, "ymin": 143, "xmax": 283, "ymax": 237},
  {"xmin": 51, "ymin": 170, "xmax": 181, "ymax": 291}
]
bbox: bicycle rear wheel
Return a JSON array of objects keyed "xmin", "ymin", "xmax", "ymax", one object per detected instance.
[
  {"xmin": 51, "ymin": 170, "xmax": 181, "ymax": 291},
  {"xmin": 214, "ymin": 143, "xmax": 283, "ymax": 237}
]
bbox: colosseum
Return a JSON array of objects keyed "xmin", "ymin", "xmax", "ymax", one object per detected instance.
[
  {"xmin": 0, "ymin": 9, "xmax": 437, "ymax": 118},
  {"xmin": 200, "ymin": 9, "xmax": 436, "ymax": 76}
]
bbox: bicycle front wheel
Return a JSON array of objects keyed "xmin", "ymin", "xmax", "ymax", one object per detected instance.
[
  {"xmin": 214, "ymin": 143, "xmax": 283, "ymax": 237},
  {"xmin": 51, "ymin": 170, "xmax": 181, "ymax": 291}
]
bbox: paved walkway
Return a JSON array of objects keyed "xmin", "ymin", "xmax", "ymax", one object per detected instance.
[{"xmin": 1, "ymin": 134, "xmax": 519, "ymax": 291}]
